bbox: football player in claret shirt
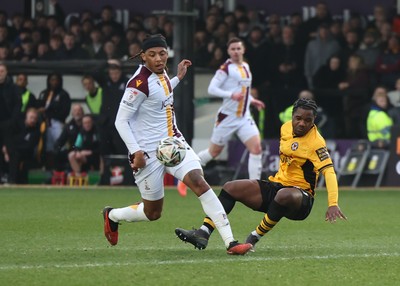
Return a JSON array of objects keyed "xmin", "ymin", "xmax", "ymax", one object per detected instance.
[
  {"xmin": 176, "ymin": 98, "xmax": 347, "ymax": 251},
  {"xmin": 102, "ymin": 34, "xmax": 252, "ymax": 255}
]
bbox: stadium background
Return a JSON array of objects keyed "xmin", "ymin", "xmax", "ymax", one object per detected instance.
[{"xmin": 1, "ymin": 0, "xmax": 400, "ymax": 186}]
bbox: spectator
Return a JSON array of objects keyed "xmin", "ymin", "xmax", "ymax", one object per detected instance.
[
  {"xmin": 6, "ymin": 108, "xmax": 40, "ymax": 184},
  {"xmin": 54, "ymin": 104, "xmax": 84, "ymax": 171},
  {"xmin": 356, "ymin": 30, "xmax": 381, "ymax": 84},
  {"xmin": 0, "ymin": 25, "xmax": 9, "ymax": 46},
  {"xmin": 304, "ymin": 23, "xmax": 341, "ymax": 88},
  {"xmin": 208, "ymin": 45, "xmax": 226, "ymax": 70},
  {"xmin": 68, "ymin": 114, "xmax": 100, "ymax": 176},
  {"xmin": 329, "ymin": 20, "xmax": 344, "ymax": 46},
  {"xmin": 313, "ymin": 55, "xmax": 344, "ymax": 89},
  {"xmin": 297, "ymin": 1, "xmax": 333, "ymax": 54},
  {"xmin": 98, "ymin": 62, "xmax": 127, "ymax": 157},
  {"xmin": 289, "ymin": 12, "xmax": 303, "ymax": 33},
  {"xmin": 223, "ymin": 12, "xmax": 237, "ymax": 33},
  {"xmin": 81, "ymin": 75, "xmax": 102, "ymax": 118},
  {"xmin": 236, "ymin": 16, "xmax": 251, "ymax": 39},
  {"xmin": 366, "ymin": 86, "xmax": 393, "ymax": 148},
  {"xmin": 388, "ymin": 104, "xmax": 400, "ymax": 125},
  {"xmin": 0, "ymin": 44, "xmax": 11, "ymax": 60},
  {"xmin": 84, "ymin": 28, "xmax": 103, "ymax": 59},
  {"xmin": 339, "ymin": 30, "xmax": 360, "ymax": 65},
  {"xmin": 9, "ymin": 13, "xmax": 24, "ymax": 41},
  {"xmin": 14, "ymin": 38, "xmax": 36, "ymax": 62},
  {"xmin": 367, "ymin": 4, "xmax": 388, "ymax": 34},
  {"xmin": 124, "ymin": 41, "xmax": 141, "ymax": 60},
  {"xmin": 37, "ymin": 73, "xmax": 71, "ymax": 169},
  {"xmin": 100, "ymin": 40, "xmax": 119, "ymax": 60},
  {"xmin": 193, "ymin": 29, "xmax": 212, "ymax": 68},
  {"xmin": 110, "ymin": 33, "xmax": 126, "ymax": 59},
  {"xmin": 125, "ymin": 28, "xmax": 139, "ymax": 46},
  {"xmin": 387, "ymin": 77, "xmax": 400, "ymax": 107},
  {"xmin": 96, "ymin": 5, "xmax": 123, "ymax": 37},
  {"xmin": 81, "ymin": 19, "xmax": 95, "ymax": 46},
  {"xmin": 40, "ymin": 34, "xmax": 64, "ymax": 61},
  {"xmin": 233, "ymin": 4, "xmax": 247, "ymax": 20},
  {"xmin": 266, "ymin": 22, "xmax": 282, "ymax": 45},
  {"xmin": 143, "ymin": 15, "xmax": 163, "ymax": 35},
  {"xmin": 68, "ymin": 20, "xmax": 84, "ymax": 46},
  {"xmin": 62, "ymin": 32, "xmax": 89, "ymax": 60},
  {"xmin": 213, "ymin": 22, "xmax": 230, "ymax": 47},
  {"xmin": 45, "ymin": 15, "xmax": 61, "ymax": 36},
  {"xmin": 36, "ymin": 42, "xmax": 49, "ymax": 60},
  {"xmin": 339, "ymin": 54, "xmax": 370, "ymax": 139},
  {"xmin": 378, "ymin": 21, "xmax": 393, "ymax": 50},
  {"xmin": 376, "ymin": 35, "xmax": 400, "ymax": 89},
  {"xmin": 244, "ymin": 26, "xmax": 270, "ymax": 88},
  {"xmin": 348, "ymin": 13, "xmax": 365, "ymax": 40},
  {"xmin": 269, "ymin": 25, "xmax": 306, "ymax": 89},
  {"xmin": 0, "ymin": 63, "xmax": 21, "ymax": 182},
  {"xmin": 15, "ymin": 73, "xmax": 37, "ymax": 117},
  {"xmin": 203, "ymin": 13, "xmax": 220, "ymax": 40}
]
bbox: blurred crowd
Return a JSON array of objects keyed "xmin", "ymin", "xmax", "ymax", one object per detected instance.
[{"xmin": 1, "ymin": 1, "xmax": 400, "ymax": 183}]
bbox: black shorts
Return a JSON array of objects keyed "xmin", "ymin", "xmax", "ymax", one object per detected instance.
[{"xmin": 257, "ymin": 180, "xmax": 314, "ymax": 221}]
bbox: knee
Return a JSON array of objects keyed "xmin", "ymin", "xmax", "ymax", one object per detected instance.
[
  {"xmin": 144, "ymin": 210, "xmax": 162, "ymax": 221},
  {"xmin": 274, "ymin": 189, "xmax": 297, "ymax": 206},
  {"xmin": 222, "ymin": 181, "xmax": 235, "ymax": 193},
  {"xmin": 248, "ymin": 144, "xmax": 262, "ymax": 155},
  {"xmin": 68, "ymin": 152, "xmax": 75, "ymax": 161}
]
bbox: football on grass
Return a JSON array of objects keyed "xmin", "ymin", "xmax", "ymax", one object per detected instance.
[{"xmin": 156, "ymin": 137, "xmax": 186, "ymax": 167}]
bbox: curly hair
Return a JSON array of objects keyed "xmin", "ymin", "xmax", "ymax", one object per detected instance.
[{"xmin": 292, "ymin": 98, "xmax": 318, "ymax": 116}]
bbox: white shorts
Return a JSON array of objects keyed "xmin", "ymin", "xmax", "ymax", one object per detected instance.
[
  {"xmin": 133, "ymin": 142, "xmax": 201, "ymax": 201},
  {"xmin": 210, "ymin": 114, "xmax": 260, "ymax": 146}
]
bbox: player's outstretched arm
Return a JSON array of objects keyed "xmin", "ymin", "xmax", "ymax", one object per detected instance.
[
  {"xmin": 176, "ymin": 59, "xmax": 192, "ymax": 80},
  {"xmin": 323, "ymin": 166, "xmax": 347, "ymax": 223}
]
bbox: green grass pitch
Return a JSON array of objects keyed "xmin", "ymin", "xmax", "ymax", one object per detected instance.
[{"xmin": 0, "ymin": 186, "xmax": 399, "ymax": 286}]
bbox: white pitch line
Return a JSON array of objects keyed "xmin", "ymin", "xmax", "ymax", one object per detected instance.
[{"xmin": 0, "ymin": 252, "xmax": 399, "ymax": 271}]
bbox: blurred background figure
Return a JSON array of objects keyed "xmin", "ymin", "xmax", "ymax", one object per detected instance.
[
  {"xmin": 37, "ymin": 73, "xmax": 71, "ymax": 169},
  {"xmin": 68, "ymin": 114, "xmax": 100, "ymax": 176},
  {"xmin": 0, "ymin": 63, "xmax": 21, "ymax": 183},
  {"xmin": 81, "ymin": 75, "xmax": 102, "ymax": 122},
  {"xmin": 366, "ymin": 86, "xmax": 393, "ymax": 149},
  {"xmin": 54, "ymin": 104, "xmax": 84, "ymax": 172},
  {"xmin": 15, "ymin": 73, "xmax": 37, "ymax": 119},
  {"xmin": 6, "ymin": 108, "xmax": 40, "ymax": 184}
]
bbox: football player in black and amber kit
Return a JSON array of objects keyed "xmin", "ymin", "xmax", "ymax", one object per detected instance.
[{"xmin": 176, "ymin": 98, "xmax": 347, "ymax": 251}]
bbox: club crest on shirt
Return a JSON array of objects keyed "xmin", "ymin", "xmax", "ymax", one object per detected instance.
[
  {"xmin": 291, "ymin": 142, "xmax": 299, "ymax": 151},
  {"xmin": 316, "ymin": 147, "xmax": 330, "ymax": 161}
]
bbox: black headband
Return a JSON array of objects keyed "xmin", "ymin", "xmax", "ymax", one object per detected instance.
[{"xmin": 142, "ymin": 36, "xmax": 168, "ymax": 51}]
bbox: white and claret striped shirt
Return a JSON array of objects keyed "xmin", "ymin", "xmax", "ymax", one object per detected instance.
[
  {"xmin": 207, "ymin": 59, "xmax": 253, "ymax": 118},
  {"xmin": 115, "ymin": 64, "xmax": 182, "ymax": 155}
]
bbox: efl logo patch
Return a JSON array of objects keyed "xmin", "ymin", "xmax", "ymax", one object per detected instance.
[
  {"xmin": 316, "ymin": 147, "xmax": 330, "ymax": 161},
  {"xmin": 126, "ymin": 89, "xmax": 138, "ymax": 102},
  {"xmin": 291, "ymin": 142, "xmax": 299, "ymax": 151}
]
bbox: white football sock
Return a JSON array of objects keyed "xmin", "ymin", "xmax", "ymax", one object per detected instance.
[
  {"xmin": 198, "ymin": 189, "xmax": 234, "ymax": 247},
  {"xmin": 197, "ymin": 149, "xmax": 213, "ymax": 166},
  {"xmin": 109, "ymin": 202, "xmax": 149, "ymax": 222},
  {"xmin": 200, "ymin": 225, "xmax": 211, "ymax": 235},
  {"xmin": 251, "ymin": 230, "xmax": 262, "ymax": 239},
  {"xmin": 248, "ymin": 153, "xmax": 262, "ymax": 180}
]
